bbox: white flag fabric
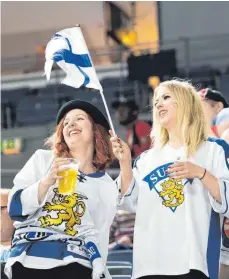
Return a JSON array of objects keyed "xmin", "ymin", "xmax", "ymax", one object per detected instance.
[{"xmin": 44, "ymin": 26, "xmax": 102, "ymax": 92}]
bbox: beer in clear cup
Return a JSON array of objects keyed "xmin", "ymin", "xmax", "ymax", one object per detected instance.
[{"xmin": 58, "ymin": 158, "xmax": 80, "ymax": 195}]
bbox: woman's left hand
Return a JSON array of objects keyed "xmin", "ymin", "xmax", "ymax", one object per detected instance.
[
  {"xmin": 92, "ymin": 258, "xmax": 105, "ymax": 279},
  {"xmin": 167, "ymin": 161, "xmax": 205, "ymax": 180}
]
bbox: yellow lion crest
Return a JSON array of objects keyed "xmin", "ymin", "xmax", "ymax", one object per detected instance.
[
  {"xmin": 159, "ymin": 178, "xmax": 184, "ymax": 208},
  {"xmin": 39, "ymin": 188, "xmax": 87, "ymax": 236}
]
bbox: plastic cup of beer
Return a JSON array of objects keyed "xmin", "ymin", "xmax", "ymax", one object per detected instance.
[{"xmin": 58, "ymin": 158, "xmax": 80, "ymax": 195}]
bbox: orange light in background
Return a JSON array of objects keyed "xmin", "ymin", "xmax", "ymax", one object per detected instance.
[
  {"xmin": 134, "ymin": 2, "xmax": 159, "ymax": 53},
  {"xmin": 149, "ymin": 76, "xmax": 160, "ymax": 89},
  {"xmin": 116, "ymin": 29, "xmax": 137, "ymax": 47},
  {"xmin": 36, "ymin": 45, "xmax": 45, "ymax": 55}
]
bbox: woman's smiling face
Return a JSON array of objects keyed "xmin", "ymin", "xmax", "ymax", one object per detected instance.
[
  {"xmin": 62, "ymin": 109, "xmax": 93, "ymax": 148},
  {"xmin": 154, "ymin": 86, "xmax": 178, "ymax": 129}
]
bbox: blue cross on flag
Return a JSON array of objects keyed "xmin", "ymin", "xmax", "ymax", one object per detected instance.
[{"xmin": 44, "ymin": 26, "xmax": 102, "ymax": 92}]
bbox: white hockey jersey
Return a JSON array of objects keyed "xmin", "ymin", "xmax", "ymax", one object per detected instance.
[
  {"xmin": 118, "ymin": 138, "xmax": 229, "ymax": 279},
  {"xmin": 5, "ymin": 149, "xmax": 118, "ymax": 279}
]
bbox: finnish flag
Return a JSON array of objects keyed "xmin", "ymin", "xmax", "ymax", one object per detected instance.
[{"xmin": 44, "ymin": 26, "xmax": 102, "ymax": 92}]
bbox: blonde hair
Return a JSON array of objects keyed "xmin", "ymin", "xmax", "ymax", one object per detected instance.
[{"xmin": 152, "ymin": 80, "xmax": 207, "ymax": 157}]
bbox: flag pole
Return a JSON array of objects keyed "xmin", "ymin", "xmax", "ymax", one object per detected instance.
[
  {"xmin": 74, "ymin": 25, "xmax": 116, "ymax": 135},
  {"xmin": 100, "ymin": 90, "xmax": 116, "ymax": 135},
  {"xmin": 100, "ymin": 90, "xmax": 122, "ymax": 159}
]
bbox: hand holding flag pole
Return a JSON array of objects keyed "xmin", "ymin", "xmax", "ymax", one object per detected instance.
[
  {"xmin": 44, "ymin": 25, "xmax": 122, "ymax": 159},
  {"xmin": 44, "ymin": 24, "xmax": 116, "ymax": 136}
]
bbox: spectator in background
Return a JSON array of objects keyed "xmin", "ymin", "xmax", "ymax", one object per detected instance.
[
  {"xmin": 1, "ymin": 189, "xmax": 14, "ymax": 279},
  {"xmin": 198, "ymin": 88, "xmax": 229, "ymax": 279},
  {"xmin": 214, "ymin": 108, "xmax": 229, "ymax": 279},
  {"xmin": 198, "ymin": 88, "xmax": 228, "ymax": 137},
  {"xmin": 214, "ymin": 107, "xmax": 229, "ymax": 144},
  {"xmin": 109, "ymin": 210, "xmax": 135, "ymax": 251},
  {"xmin": 112, "ymin": 94, "xmax": 152, "ymax": 159}
]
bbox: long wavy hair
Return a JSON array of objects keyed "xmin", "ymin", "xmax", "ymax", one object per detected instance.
[
  {"xmin": 45, "ymin": 114, "xmax": 114, "ymax": 171},
  {"xmin": 152, "ymin": 80, "xmax": 207, "ymax": 157}
]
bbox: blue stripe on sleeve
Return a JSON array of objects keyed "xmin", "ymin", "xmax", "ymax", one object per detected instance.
[
  {"xmin": 133, "ymin": 149, "xmax": 150, "ymax": 169},
  {"xmin": 85, "ymin": 241, "xmax": 101, "ymax": 263},
  {"xmin": 207, "ymin": 137, "xmax": 229, "ymax": 170},
  {"xmin": 9, "ymin": 189, "xmax": 29, "ymax": 221},
  {"xmin": 133, "ymin": 155, "xmax": 141, "ymax": 169},
  {"xmin": 207, "ymin": 210, "xmax": 221, "ymax": 279},
  {"xmin": 222, "ymin": 182, "xmax": 228, "ymax": 215},
  {"xmin": 125, "ymin": 181, "xmax": 136, "ymax": 197}
]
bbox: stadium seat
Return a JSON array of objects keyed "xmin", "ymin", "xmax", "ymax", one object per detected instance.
[
  {"xmin": 101, "ymin": 77, "xmax": 134, "ymax": 94},
  {"xmin": 1, "ymin": 88, "xmax": 28, "ymax": 105},
  {"xmin": 1, "ymin": 88, "xmax": 28, "ymax": 128},
  {"xmin": 35, "ymin": 95, "xmax": 59, "ymax": 123},
  {"xmin": 38, "ymin": 85, "xmax": 57, "ymax": 96},
  {"xmin": 189, "ymin": 65, "xmax": 221, "ymax": 77},
  {"xmin": 112, "ymin": 276, "xmax": 131, "ymax": 279},
  {"xmin": 107, "ymin": 261, "xmax": 132, "ymax": 266},
  {"xmin": 107, "ymin": 260, "xmax": 132, "ymax": 276},
  {"xmin": 16, "ymin": 95, "xmax": 38, "ymax": 126},
  {"xmin": 108, "ymin": 250, "xmax": 133, "ymax": 264},
  {"xmin": 100, "ymin": 77, "xmax": 122, "ymax": 89},
  {"xmin": 108, "ymin": 266, "xmax": 132, "ymax": 276},
  {"xmin": 16, "ymin": 95, "xmax": 58, "ymax": 126}
]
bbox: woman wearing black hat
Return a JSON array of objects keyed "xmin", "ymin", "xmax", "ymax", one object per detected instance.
[{"xmin": 5, "ymin": 100, "xmax": 117, "ymax": 279}]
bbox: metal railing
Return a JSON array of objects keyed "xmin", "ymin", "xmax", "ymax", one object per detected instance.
[{"xmin": 2, "ymin": 33, "xmax": 229, "ymax": 76}]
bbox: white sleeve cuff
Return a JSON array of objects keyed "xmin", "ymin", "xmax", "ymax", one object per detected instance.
[
  {"xmin": 220, "ymin": 251, "xmax": 229, "ymax": 265},
  {"xmin": 116, "ymin": 176, "xmax": 135, "ymax": 206},
  {"xmin": 209, "ymin": 180, "xmax": 228, "ymax": 215},
  {"xmin": 20, "ymin": 182, "xmax": 51, "ymax": 215}
]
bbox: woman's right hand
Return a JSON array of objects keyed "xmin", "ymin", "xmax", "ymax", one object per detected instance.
[
  {"xmin": 40, "ymin": 158, "xmax": 70, "ymax": 188},
  {"xmin": 38, "ymin": 158, "xmax": 70, "ymax": 204},
  {"xmin": 109, "ymin": 130, "xmax": 131, "ymax": 164}
]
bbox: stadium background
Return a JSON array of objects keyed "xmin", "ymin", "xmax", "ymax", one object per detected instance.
[{"xmin": 1, "ymin": 1, "xmax": 229, "ymax": 188}]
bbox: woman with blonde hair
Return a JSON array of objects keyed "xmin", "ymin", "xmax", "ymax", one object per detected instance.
[
  {"xmin": 110, "ymin": 80, "xmax": 229, "ymax": 279},
  {"xmin": 5, "ymin": 100, "xmax": 118, "ymax": 279}
]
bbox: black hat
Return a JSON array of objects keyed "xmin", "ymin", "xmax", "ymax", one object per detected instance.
[
  {"xmin": 56, "ymin": 100, "xmax": 110, "ymax": 131},
  {"xmin": 111, "ymin": 95, "xmax": 139, "ymax": 110},
  {"xmin": 199, "ymin": 88, "xmax": 228, "ymax": 108}
]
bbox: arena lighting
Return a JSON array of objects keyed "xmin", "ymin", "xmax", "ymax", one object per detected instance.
[
  {"xmin": 148, "ymin": 76, "xmax": 160, "ymax": 89},
  {"xmin": 116, "ymin": 29, "xmax": 137, "ymax": 47},
  {"xmin": 106, "ymin": 30, "xmax": 129, "ymax": 50}
]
